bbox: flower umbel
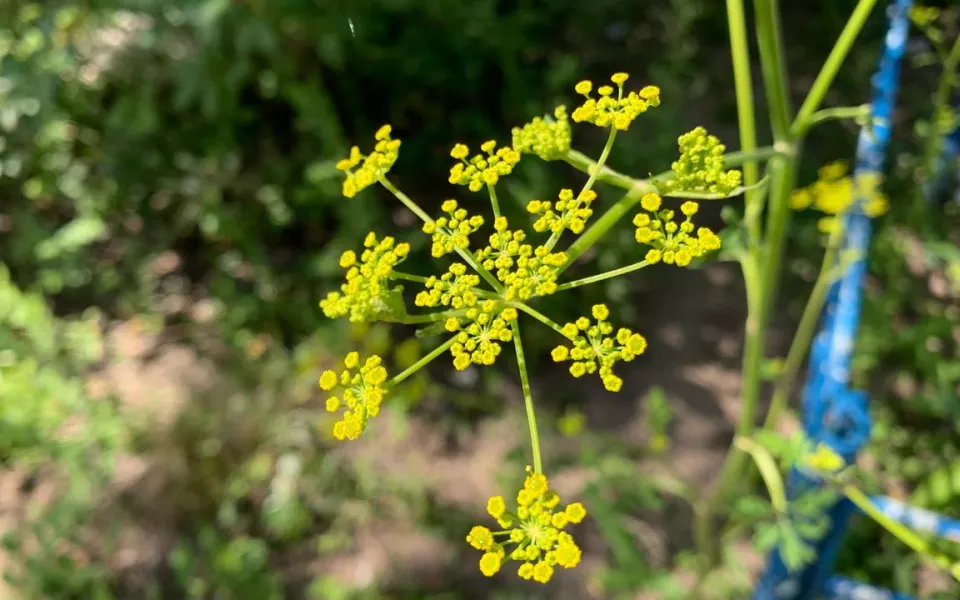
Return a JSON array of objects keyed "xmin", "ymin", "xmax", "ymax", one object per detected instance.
[
  {"xmin": 320, "ymin": 233, "xmax": 411, "ymax": 322},
  {"xmin": 449, "ymin": 140, "xmax": 522, "ymax": 192},
  {"xmin": 336, "ymin": 124, "xmax": 401, "ymax": 198},
  {"xmin": 632, "ymin": 194, "xmax": 721, "ymax": 267},
  {"xmin": 551, "ymin": 304, "xmax": 647, "ymax": 392},
  {"xmin": 659, "ymin": 127, "xmax": 742, "ymax": 196},
  {"xmin": 571, "ymin": 73, "xmax": 661, "ymax": 131},
  {"xmin": 319, "ymin": 352, "xmax": 389, "ymax": 441},
  {"xmin": 414, "ymin": 263, "xmax": 481, "ymax": 310},
  {"xmin": 445, "ymin": 300, "xmax": 518, "ymax": 370},
  {"xmin": 476, "ymin": 217, "xmax": 568, "ymax": 301},
  {"xmin": 466, "ymin": 470, "xmax": 586, "ymax": 583},
  {"xmin": 512, "ymin": 105, "xmax": 572, "ymax": 161},
  {"xmin": 527, "ymin": 188, "xmax": 598, "ymax": 235},
  {"xmin": 790, "ymin": 161, "xmax": 889, "ymax": 233},
  {"xmin": 422, "ymin": 199, "xmax": 485, "ymax": 258}
]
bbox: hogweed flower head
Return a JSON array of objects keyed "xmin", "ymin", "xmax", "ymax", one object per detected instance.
[
  {"xmin": 551, "ymin": 304, "xmax": 647, "ymax": 392},
  {"xmin": 445, "ymin": 300, "xmax": 518, "ymax": 370},
  {"xmin": 319, "ymin": 352, "xmax": 388, "ymax": 441},
  {"xmin": 466, "ymin": 470, "xmax": 586, "ymax": 583},
  {"xmin": 449, "ymin": 140, "xmax": 521, "ymax": 192},
  {"xmin": 571, "ymin": 73, "xmax": 660, "ymax": 131},
  {"xmin": 336, "ymin": 124, "xmax": 401, "ymax": 198},
  {"xmin": 512, "ymin": 105, "xmax": 572, "ymax": 161},
  {"xmin": 320, "ymin": 232, "xmax": 411, "ymax": 322},
  {"xmin": 632, "ymin": 194, "xmax": 721, "ymax": 267},
  {"xmin": 527, "ymin": 188, "xmax": 598, "ymax": 235},
  {"xmin": 422, "ymin": 199, "xmax": 485, "ymax": 258},
  {"xmin": 789, "ymin": 161, "xmax": 889, "ymax": 233},
  {"xmin": 659, "ymin": 126, "xmax": 742, "ymax": 196}
]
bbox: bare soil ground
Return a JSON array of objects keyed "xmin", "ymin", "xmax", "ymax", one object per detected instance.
[{"xmin": 0, "ymin": 261, "xmax": 789, "ymax": 600}]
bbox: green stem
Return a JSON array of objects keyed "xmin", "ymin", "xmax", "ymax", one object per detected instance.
[
  {"xmin": 558, "ymin": 185, "xmax": 653, "ymax": 275},
  {"xmin": 790, "ymin": 0, "xmax": 881, "ymax": 137},
  {"xmin": 762, "ymin": 223, "xmax": 844, "ymax": 431},
  {"xmin": 917, "ymin": 35, "xmax": 960, "ymax": 205},
  {"xmin": 511, "ymin": 302, "xmax": 568, "ymax": 338},
  {"xmin": 563, "ymin": 146, "xmax": 781, "ymax": 193},
  {"xmin": 511, "ymin": 322, "xmax": 542, "ymax": 474},
  {"xmin": 556, "ymin": 260, "xmax": 650, "ymax": 292},
  {"xmin": 843, "ymin": 485, "xmax": 960, "ymax": 582},
  {"xmin": 755, "ymin": 0, "xmax": 793, "ymax": 142},
  {"xmin": 391, "ymin": 271, "xmax": 428, "ymax": 283},
  {"xmin": 379, "ymin": 176, "xmax": 504, "ymax": 293},
  {"xmin": 378, "ymin": 175, "xmax": 432, "ymax": 223},
  {"xmin": 697, "ymin": 0, "xmax": 798, "ymax": 572},
  {"xmin": 799, "ymin": 104, "xmax": 871, "ymax": 135},
  {"xmin": 488, "ymin": 184, "xmax": 502, "ymax": 219},
  {"xmin": 546, "ymin": 127, "xmax": 618, "ymax": 251},
  {"xmin": 388, "ymin": 336, "xmax": 457, "ymax": 386},
  {"xmin": 726, "ymin": 0, "xmax": 762, "ymax": 245},
  {"xmin": 396, "ymin": 310, "xmax": 464, "ymax": 325},
  {"xmin": 563, "ymin": 149, "xmax": 637, "ymax": 189},
  {"xmin": 736, "ymin": 437, "xmax": 788, "ymax": 512}
]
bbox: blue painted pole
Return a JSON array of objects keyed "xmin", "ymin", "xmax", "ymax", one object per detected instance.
[
  {"xmin": 822, "ymin": 575, "xmax": 918, "ymax": 600},
  {"xmin": 752, "ymin": 1, "xmax": 913, "ymax": 598}
]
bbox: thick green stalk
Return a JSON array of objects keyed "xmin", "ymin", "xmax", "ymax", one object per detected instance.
[
  {"xmin": 556, "ymin": 260, "xmax": 650, "ymax": 292},
  {"xmin": 697, "ymin": 0, "xmax": 797, "ymax": 570},
  {"xmin": 726, "ymin": 0, "xmax": 762, "ymax": 244},
  {"xmin": 512, "ymin": 322, "xmax": 542, "ymax": 474},
  {"xmin": 389, "ymin": 336, "xmax": 457, "ymax": 386},
  {"xmin": 791, "ymin": 0, "xmax": 882, "ymax": 136}
]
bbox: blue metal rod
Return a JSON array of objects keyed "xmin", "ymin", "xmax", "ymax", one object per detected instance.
[
  {"xmin": 822, "ymin": 575, "xmax": 917, "ymax": 600},
  {"xmin": 867, "ymin": 496, "xmax": 960, "ymax": 543},
  {"xmin": 752, "ymin": 1, "xmax": 913, "ymax": 598}
]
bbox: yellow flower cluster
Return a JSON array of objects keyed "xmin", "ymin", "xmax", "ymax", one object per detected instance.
[
  {"xmin": 551, "ymin": 304, "xmax": 647, "ymax": 392},
  {"xmin": 445, "ymin": 301, "xmax": 518, "ymax": 370},
  {"xmin": 526, "ymin": 189, "xmax": 598, "ymax": 235},
  {"xmin": 511, "ymin": 105, "xmax": 572, "ymax": 161},
  {"xmin": 466, "ymin": 470, "xmax": 586, "ymax": 583},
  {"xmin": 320, "ymin": 233, "xmax": 411, "ymax": 322},
  {"xmin": 789, "ymin": 161, "xmax": 889, "ymax": 233},
  {"xmin": 659, "ymin": 127, "xmax": 742, "ymax": 196},
  {"xmin": 422, "ymin": 199, "xmax": 485, "ymax": 258},
  {"xmin": 336, "ymin": 125, "xmax": 401, "ymax": 198},
  {"xmin": 319, "ymin": 352, "xmax": 389, "ymax": 441},
  {"xmin": 802, "ymin": 444, "xmax": 847, "ymax": 474},
  {"xmin": 632, "ymin": 194, "xmax": 721, "ymax": 267},
  {"xmin": 449, "ymin": 140, "xmax": 521, "ymax": 192},
  {"xmin": 475, "ymin": 218, "xmax": 567, "ymax": 301},
  {"xmin": 414, "ymin": 263, "xmax": 481, "ymax": 309},
  {"xmin": 571, "ymin": 73, "xmax": 661, "ymax": 131}
]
